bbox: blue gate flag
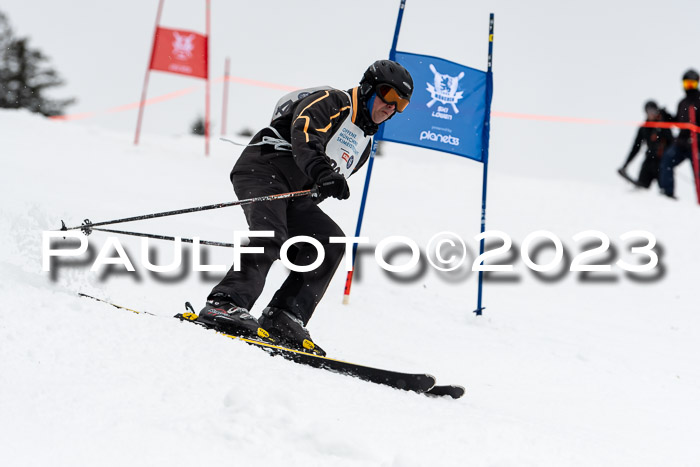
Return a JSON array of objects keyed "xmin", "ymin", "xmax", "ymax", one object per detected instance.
[{"xmin": 381, "ymin": 51, "xmax": 488, "ymax": 162}]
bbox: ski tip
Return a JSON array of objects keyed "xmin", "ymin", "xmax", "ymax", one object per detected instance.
[
  {"xmin": 342, "ymin": 295, "xmax": 350, "ymax": 305},
  {"xmin": 425, "ymin": 384, "xmax": 466, "ymax": 399},
  {"xmin": 414, "ymin": 374, "xmax": 437, "ymax": 392}
]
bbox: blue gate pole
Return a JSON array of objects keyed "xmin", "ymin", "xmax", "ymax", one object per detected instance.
[
  {"xmin": 475, "ymin": 13, "xmax": 495, "ymax": 316},
  {"xmin": 388, "ymin": 0, "xmax": 406, "ymax": 60},
  {"xmin": 342, "ymin": 141, "xmax": 377, "ymax": 304},
  {"xmin": 343, "ymin": 0, "xmax": 407, "ymax": 304}
]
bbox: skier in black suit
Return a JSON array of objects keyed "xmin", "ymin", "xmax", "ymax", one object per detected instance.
[{"xmin": 197, "ymin": 60, "xmax": 414, "ymax": 355}]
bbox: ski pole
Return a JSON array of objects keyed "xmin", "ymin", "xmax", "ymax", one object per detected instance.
[
  {"xmin": 59, "ymin": 187, "xmax": 318, "ymax": 235},
  {"xmin": 89, "ymin": 226, "xmax": 235, "ymax": 248}
]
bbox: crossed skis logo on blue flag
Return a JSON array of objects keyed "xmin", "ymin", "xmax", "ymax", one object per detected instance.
[{"xmin": 426, "ymin": 64, "xmax": 465, "ymax": 113}]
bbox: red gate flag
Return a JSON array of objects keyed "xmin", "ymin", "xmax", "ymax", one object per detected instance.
[
  {"xmin": 135, "ymin": 0, "xmax": 211, "ymax": 155},
  {"xmin": 149, "ymin": 27, "xmax": 208, "ymax": 79}
]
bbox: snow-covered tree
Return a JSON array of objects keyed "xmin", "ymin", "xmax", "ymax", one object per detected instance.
[{"xmin": 0, "ymin": 11, "xmax": 75, "ymax": 116}]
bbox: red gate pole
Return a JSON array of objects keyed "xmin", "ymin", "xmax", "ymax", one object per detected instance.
[
  {"xmin": 135, "ymin": 0, "xmax": 165, "ymax": 146},
  {"xmin": 689, "ymin": 106, "xmax": 700, "ymax": 205},
  {"xmin": 204, "ymin": 0, "xmax": 211, "ymax": 156},
  {"xmin": 221, "ymin": 57, "xmax": 230, "ymax": 136}
]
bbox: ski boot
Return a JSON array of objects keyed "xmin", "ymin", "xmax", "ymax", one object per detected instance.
[
  {"xmin": 197, "ymin": 293, "xmax": 272, "ymax": 342},
  {"xmin": 258, "ymin": 306, "xmax": 325, "ymax": 356}
]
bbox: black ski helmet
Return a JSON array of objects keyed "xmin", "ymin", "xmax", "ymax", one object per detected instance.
[
  {"xmin": 359, "ymin": 60, "xmax": 414, "ymax": 106},
  {"xmin": 682, "ymin": 69, "xmax": 699, "ymax": 82}
]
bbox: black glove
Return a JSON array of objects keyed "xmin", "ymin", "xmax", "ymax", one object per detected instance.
[{"xmin": 316, "ymin": 171, "xmax": 350, "ymax": 200}]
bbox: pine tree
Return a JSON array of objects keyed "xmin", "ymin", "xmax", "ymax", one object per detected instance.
[{"xmin": 0, "ymin": 11, "xmax": 75, "ymax": 116}]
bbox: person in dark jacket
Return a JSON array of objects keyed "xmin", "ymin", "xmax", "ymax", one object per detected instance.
[
  {"xmin": 619, "ymin": 101, "xmax": 674, "ymax": 188},
  {"xmin": 658, "ymin": 69, "xmax": 700, "ymax": 198},
  {"xmin": 196, "ymin": 60, "xmax": 414, "ymax": 355}
]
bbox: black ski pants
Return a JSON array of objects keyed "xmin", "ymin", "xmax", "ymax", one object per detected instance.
[
  {"xmin": 210, "ymin": 172, "xmax": 345, "ymax": 325},
  {"xmin": 659, "ymin": 143, "xmax": 693, "ymax": 197},
  {"xmin": 636, "ymin": 156, "xmax": 661, "ymax": 188}
]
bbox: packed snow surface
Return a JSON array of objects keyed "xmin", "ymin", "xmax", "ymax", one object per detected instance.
[{"xmin": 1, "ymin": 109, "xmax": 699, "ymax": 466}]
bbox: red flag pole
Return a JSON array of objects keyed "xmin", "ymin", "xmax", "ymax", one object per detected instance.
[
  {"xmin": 135, "ymin": 0, "xmax": 165, "ymax": 146},
  {"xmin": 689, "ymin": 106, "xmax": 700, "ymax": 205},
  {"xmin": 221, "ymin": 57, "xmax": 230, "ymax": 136},
  {"xmin": 204, "ymin": 0, "xmax": 211, "ymax": 156}
]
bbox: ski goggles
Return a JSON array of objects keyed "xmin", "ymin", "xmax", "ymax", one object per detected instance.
[
  {"xmin": 683, "ymin": 79, "xmax": 699, "ymax": 90},
  {"xmin": 376, "ymin": 84, "xmax": 410, "ymax": 112}
]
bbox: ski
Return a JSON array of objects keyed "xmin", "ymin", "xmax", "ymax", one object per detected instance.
[
  {"xmin": 175, "ymin": 310, "xmax": 437, "ymax": 395},
  {"xmin": 426, "ymin": 384, "xmax": 466, "ymax": 399},
  {"xmin": 79, "ymin": 293, "xmax": 464, "ymax": 398}
]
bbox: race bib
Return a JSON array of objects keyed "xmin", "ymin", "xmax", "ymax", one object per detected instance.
[{"xmin": 325, "ymin": 114, "xmax": 372, "ymax": 178}]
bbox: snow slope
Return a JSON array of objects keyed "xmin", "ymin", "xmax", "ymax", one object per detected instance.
[{"xmin": 1, "ymin": 108, "xmax": 699, "ymax": 467}]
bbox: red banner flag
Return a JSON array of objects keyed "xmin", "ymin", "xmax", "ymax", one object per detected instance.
[{"xmin": 149, "ymin": 27, "xmax": 208, "ymax": 79}]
